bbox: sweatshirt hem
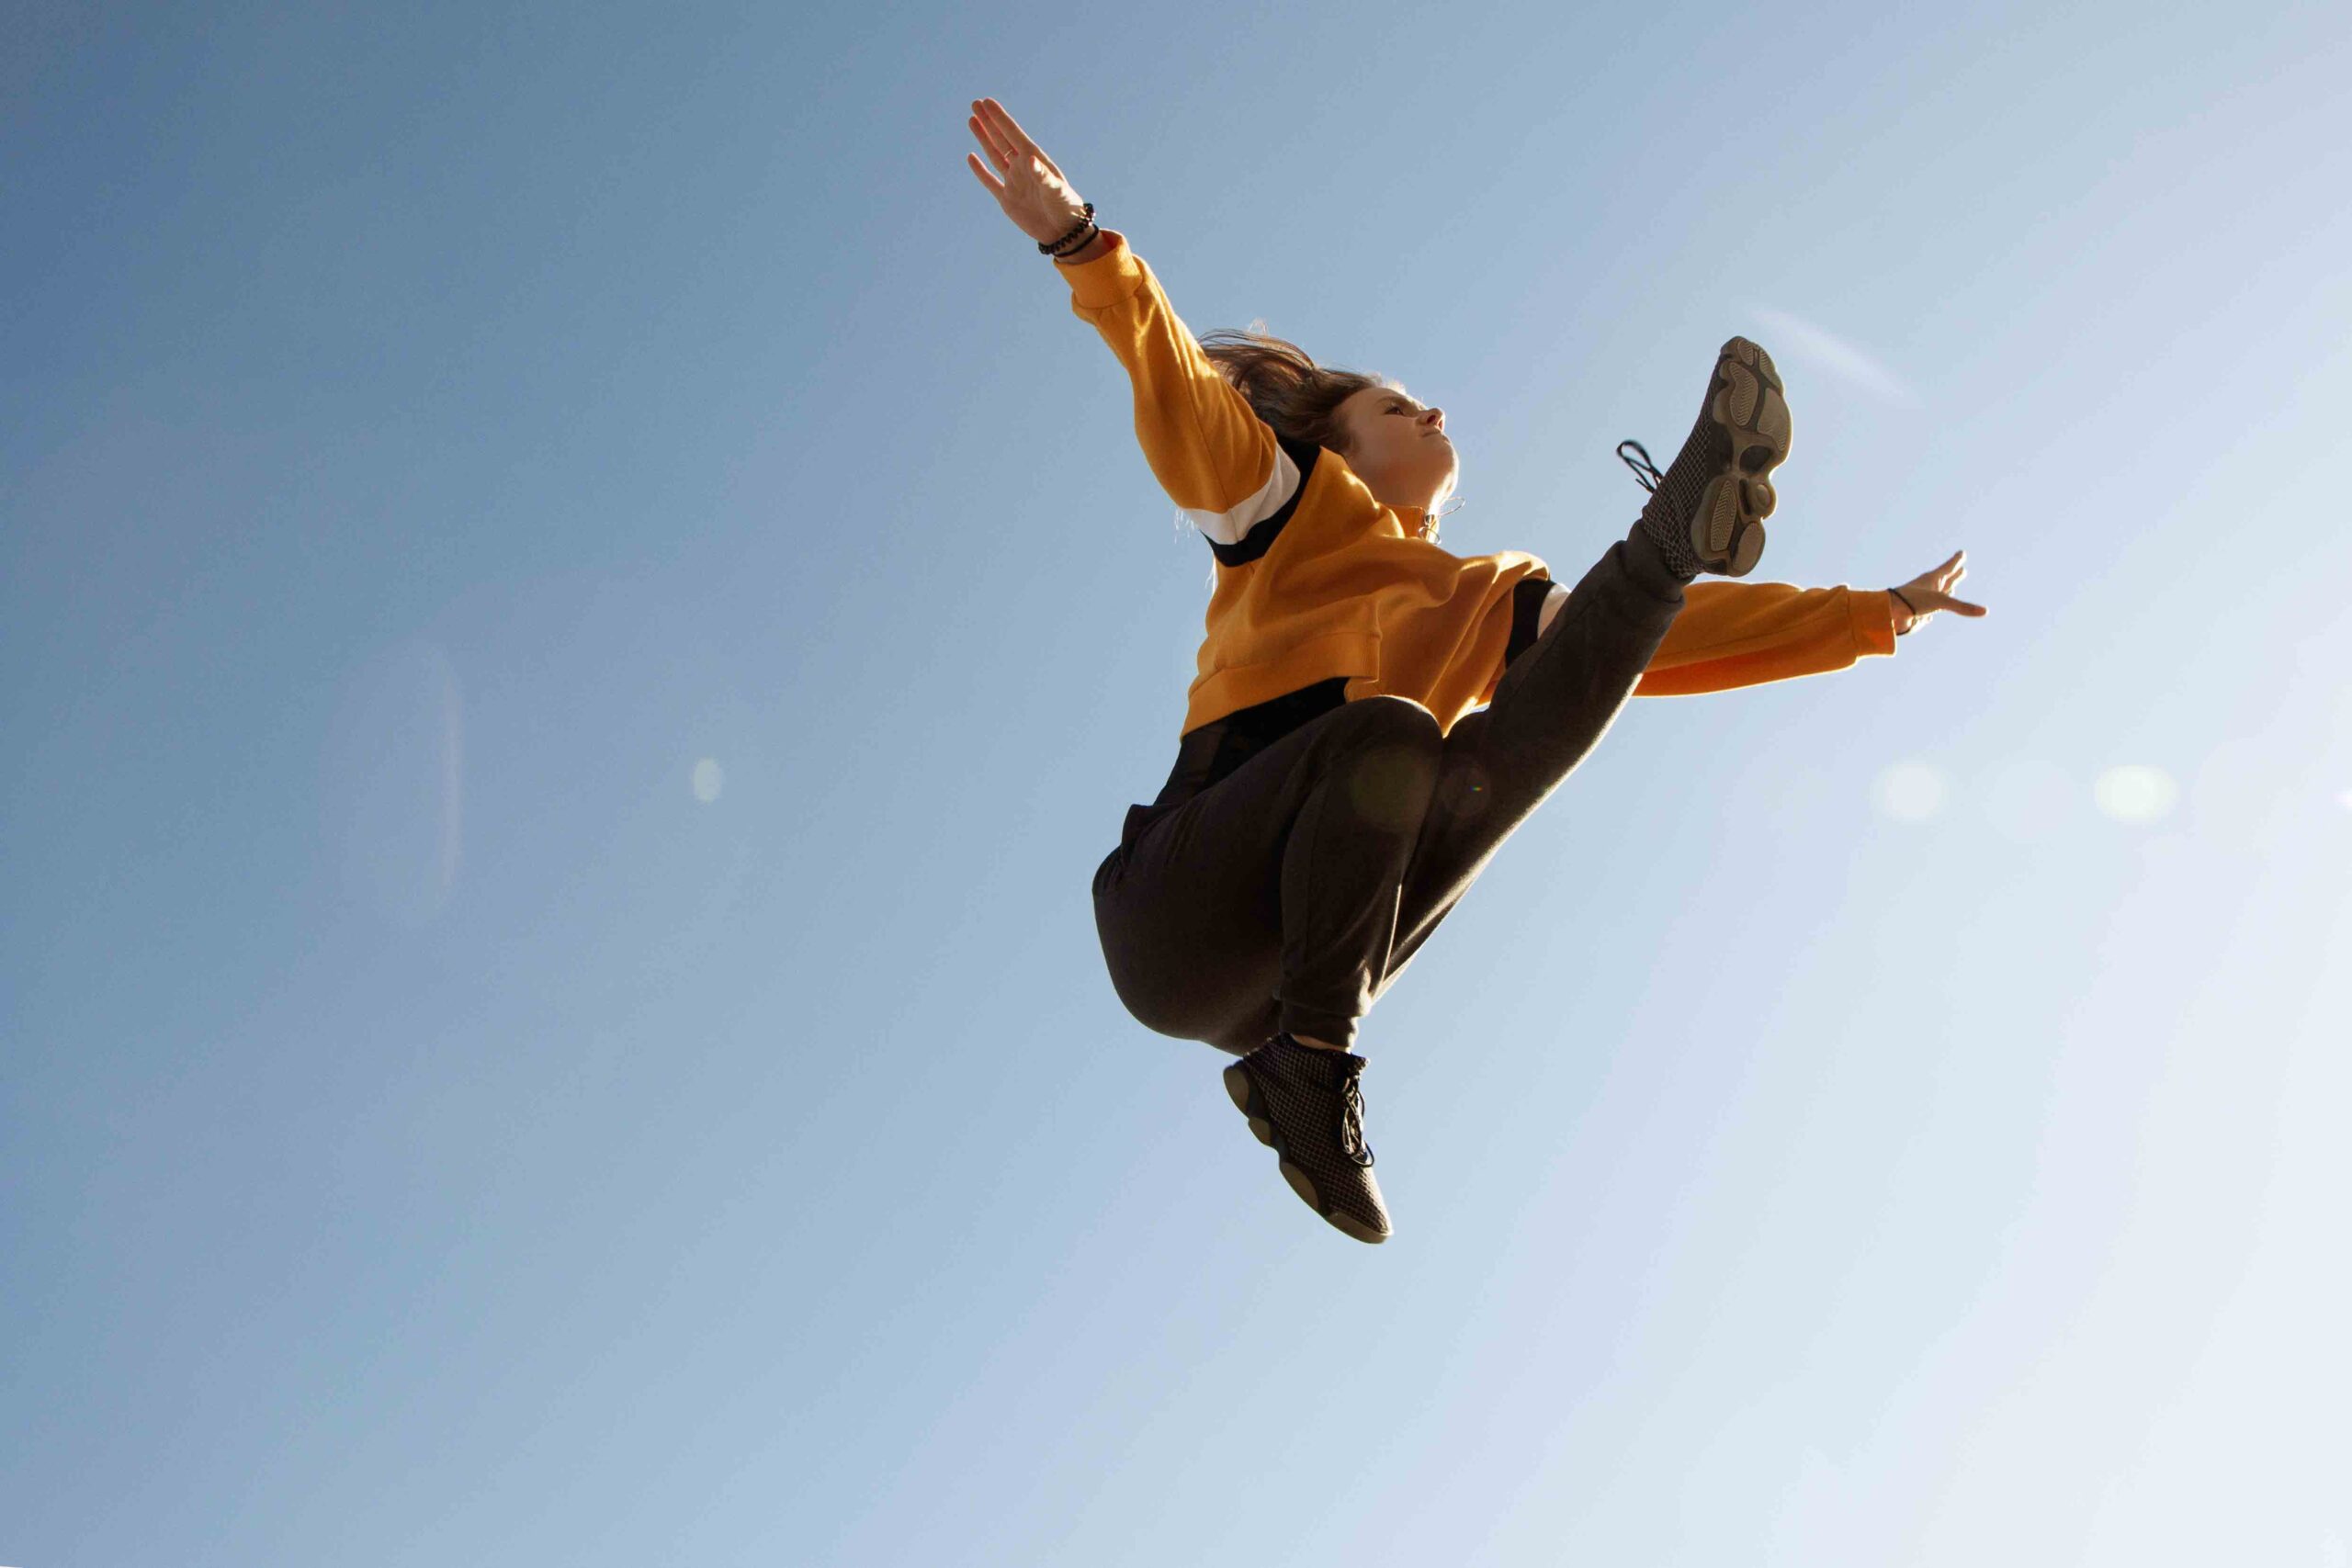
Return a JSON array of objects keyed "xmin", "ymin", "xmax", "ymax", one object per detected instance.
[{"xmin": 1182, "ymin": 632, "xmax": 1384, "ymax": 734}]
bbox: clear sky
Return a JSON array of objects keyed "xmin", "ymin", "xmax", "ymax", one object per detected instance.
[{"xmin": 5, "ymin": 1, "xmax": 2347, "ymax": 1563}]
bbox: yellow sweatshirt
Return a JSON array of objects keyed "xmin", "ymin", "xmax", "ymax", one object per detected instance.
[{"xmin": 1058, "ymin": 231, "xmax": 1898, "ymax": 737}]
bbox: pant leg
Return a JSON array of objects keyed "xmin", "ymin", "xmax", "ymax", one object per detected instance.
[
  {"xmin": 1091, "ymin": 694, "xmax": 1446, "ymax": 1056},
  {"xmin": 1376, "ymin": 527, "xmax": 1690, "ymax": 994}
]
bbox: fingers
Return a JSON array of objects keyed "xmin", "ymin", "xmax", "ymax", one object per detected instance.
[
  {"xmin": 976, "ymin": 96, "xmax": 1041, "ymax": 161},
  {"xmin": 965, "ymin": 151, "xmax": 1005, "ymax": 197},
  {"xmin": 1902, "ymin": 550, "xmax": 1990, "ymax": 626},
  {"xmin": 1938, "ymin": 552, "xmax": 1982, "ymax": 611},
  {"xmin": 967, "ymin": 107, "xmax": 1012, "ymax": 169},
  {"xmin": 970, "ymin": 97, "xmax": 1064, "ymax": 185}
]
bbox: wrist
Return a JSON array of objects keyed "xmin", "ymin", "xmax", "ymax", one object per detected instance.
[
  {"xmin": 1038, "ymin": 200, "xmax": 1099, "ymax": 262},
  {"xmin": 1051, "ymin": 227, "xmax": 1110, "ymax": 265}
]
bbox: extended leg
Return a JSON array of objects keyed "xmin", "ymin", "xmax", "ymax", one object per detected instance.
[{"xmin": 1380, "ymin": 526, "xmax": 1689, "ymax": 990}]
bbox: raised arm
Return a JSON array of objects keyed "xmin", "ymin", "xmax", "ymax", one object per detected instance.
[{"xmin": 964, "ymin": 97, "xmax": 1293, "ymax": 539}]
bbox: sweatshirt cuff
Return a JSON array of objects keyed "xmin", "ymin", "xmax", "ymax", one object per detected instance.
[
  {"xmin": 1852, "ymin": 586, "xmax": 1899, "ymax": 657},
  {"xmin": 1055, "ymin": 229, "xmax": 1148, "ymax": 310}
]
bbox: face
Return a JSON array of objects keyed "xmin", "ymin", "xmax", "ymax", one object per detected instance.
[{"xmin": 1336, "ymin": 384, "xmax": 1455, "ymax": 514}]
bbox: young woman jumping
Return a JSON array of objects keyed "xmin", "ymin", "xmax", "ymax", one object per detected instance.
[{"xmin": 965, "ymin": 96, "xmax": 1986, "ymax": 1244}]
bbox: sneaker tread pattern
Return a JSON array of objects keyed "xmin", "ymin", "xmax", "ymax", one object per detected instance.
[{"xmin": 1693, "ymin": 338, "xmax": 1789, "ymax": 578}]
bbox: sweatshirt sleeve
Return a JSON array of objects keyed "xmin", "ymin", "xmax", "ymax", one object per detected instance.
[
  {"xmin": 1056, "ymin": 231, "xmax": 1297, "ymax": 541},
  {"xmin": 1633, "ymin": 578, "xmax": 1898, "ymax": 696}
]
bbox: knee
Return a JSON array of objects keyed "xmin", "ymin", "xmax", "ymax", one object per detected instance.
[
  {"xmin": 1340, "ymin": 694, "xmax": 1444, "ymax": 750},
  {"xmin": 1329, "ymin": 696, "xmax": 1442, "ymax": 833}
]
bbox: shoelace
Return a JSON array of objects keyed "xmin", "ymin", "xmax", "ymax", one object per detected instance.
[
  {"xmin": 1616, "ymin": 439, "xmax": 1663, "ymax": 494},
  {"xmin": 1339, "ymin": 1066, "xmax": 1374, "ymax": 1168}
]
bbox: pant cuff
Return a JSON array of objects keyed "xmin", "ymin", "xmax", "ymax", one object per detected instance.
[
  {"xmin": 1276, "ymin": 1006, "xmax": 1360, "ymax": 1054},
  {"xmin": 1618, "ymin": 525, "xmax": 1694, "ymax": 603}
]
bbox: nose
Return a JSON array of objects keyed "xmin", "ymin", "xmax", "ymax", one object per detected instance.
[{"xmin": 1421, "ymin": 408, "xmax": 1445, "ymax": 433}]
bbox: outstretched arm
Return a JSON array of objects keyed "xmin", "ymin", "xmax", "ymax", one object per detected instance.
[
  {"xmin": 1603, "ymin": 547, "xmax": 1987, "ymax": 697},
  {"xmin": 963, "ymin": 97, "xmax": 1291, "ymax": 536},
  {"xmin": 1538, "ymin": 548, "xmax": 1987, "ymax": 643}
]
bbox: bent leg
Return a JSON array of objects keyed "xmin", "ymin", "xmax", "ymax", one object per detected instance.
[{"xmin": 1092, "ymin": 695, "xmax": 1443, "ymax": 1056}]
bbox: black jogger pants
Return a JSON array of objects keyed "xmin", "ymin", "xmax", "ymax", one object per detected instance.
[{"xmin": 1091, "ymin": 525, "xmax": 1690, "ymax": 1056}]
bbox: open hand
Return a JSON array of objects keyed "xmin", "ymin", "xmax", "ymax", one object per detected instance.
[
  {"xmin": 1893, "ymin": 550, "xmax": 1987, "ymax": 635},
  {"xmin": 965, "ymin": 97, "xmax": 1091, "ymax": 247}
]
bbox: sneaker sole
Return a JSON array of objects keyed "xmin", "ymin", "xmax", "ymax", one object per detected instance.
[
  {"xmin": 1690, "ymin": 337, "xmax": 1789, "ymax": 578},
  {"xmin": 1223, "ymin": 1061, "xmax": 1390, "ymax": 1244}
]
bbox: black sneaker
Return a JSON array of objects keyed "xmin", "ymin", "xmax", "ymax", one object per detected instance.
[
  {"xmin": 1618, "ymin": 335, "xmax": 1790, "ymax": 579},
  {"xmin": 1223, "ymin": 1034, "xmax": 1391, "ymax": 1244}
]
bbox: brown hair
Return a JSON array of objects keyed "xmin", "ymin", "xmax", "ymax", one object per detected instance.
[{"xmin": 1195, "ymin": 321, "xmax": 1392, "ymax": 459}]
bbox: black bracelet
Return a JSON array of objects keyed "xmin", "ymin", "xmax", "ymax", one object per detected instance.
[
  {"xmin": 1890, "ymin": 586, "xmax": 1918, "ymax": 634},
  {"xmin": 1045, "ymin": 220, "xmax": 1097, "ymax": 257},
  {"xmin": 1040, "ymin": 202, "xmax": 1097, "ymax": 256}
]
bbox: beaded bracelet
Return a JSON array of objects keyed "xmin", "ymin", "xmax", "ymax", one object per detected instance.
[{"xmin": 1040, "ymin": 202, "xmax": 1097, "ymax": 257}]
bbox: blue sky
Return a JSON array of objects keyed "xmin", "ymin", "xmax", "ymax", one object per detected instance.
[{"xmin": 5, "ymin": 1, "xmax": 2347, "ymax": 1562}]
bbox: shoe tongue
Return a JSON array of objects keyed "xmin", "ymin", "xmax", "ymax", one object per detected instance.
[
  {"xmin": 1319, "ymin": 1049, "xmax": 1366, "ymax": 1089},
  {"xmin": 1280, "ymin": 1034, "xmax": 1347, "ymax": 1083}
]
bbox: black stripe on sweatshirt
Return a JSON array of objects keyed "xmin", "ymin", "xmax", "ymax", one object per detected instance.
[{"xmin": 1206, "ymin": 435, "xmax": 1322, "ymax": 568}]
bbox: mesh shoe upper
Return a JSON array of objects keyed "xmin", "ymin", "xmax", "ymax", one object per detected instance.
[{"xmin": 1225, "ymin": 1034, "xmax": 1392, "ymax": 1243}]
